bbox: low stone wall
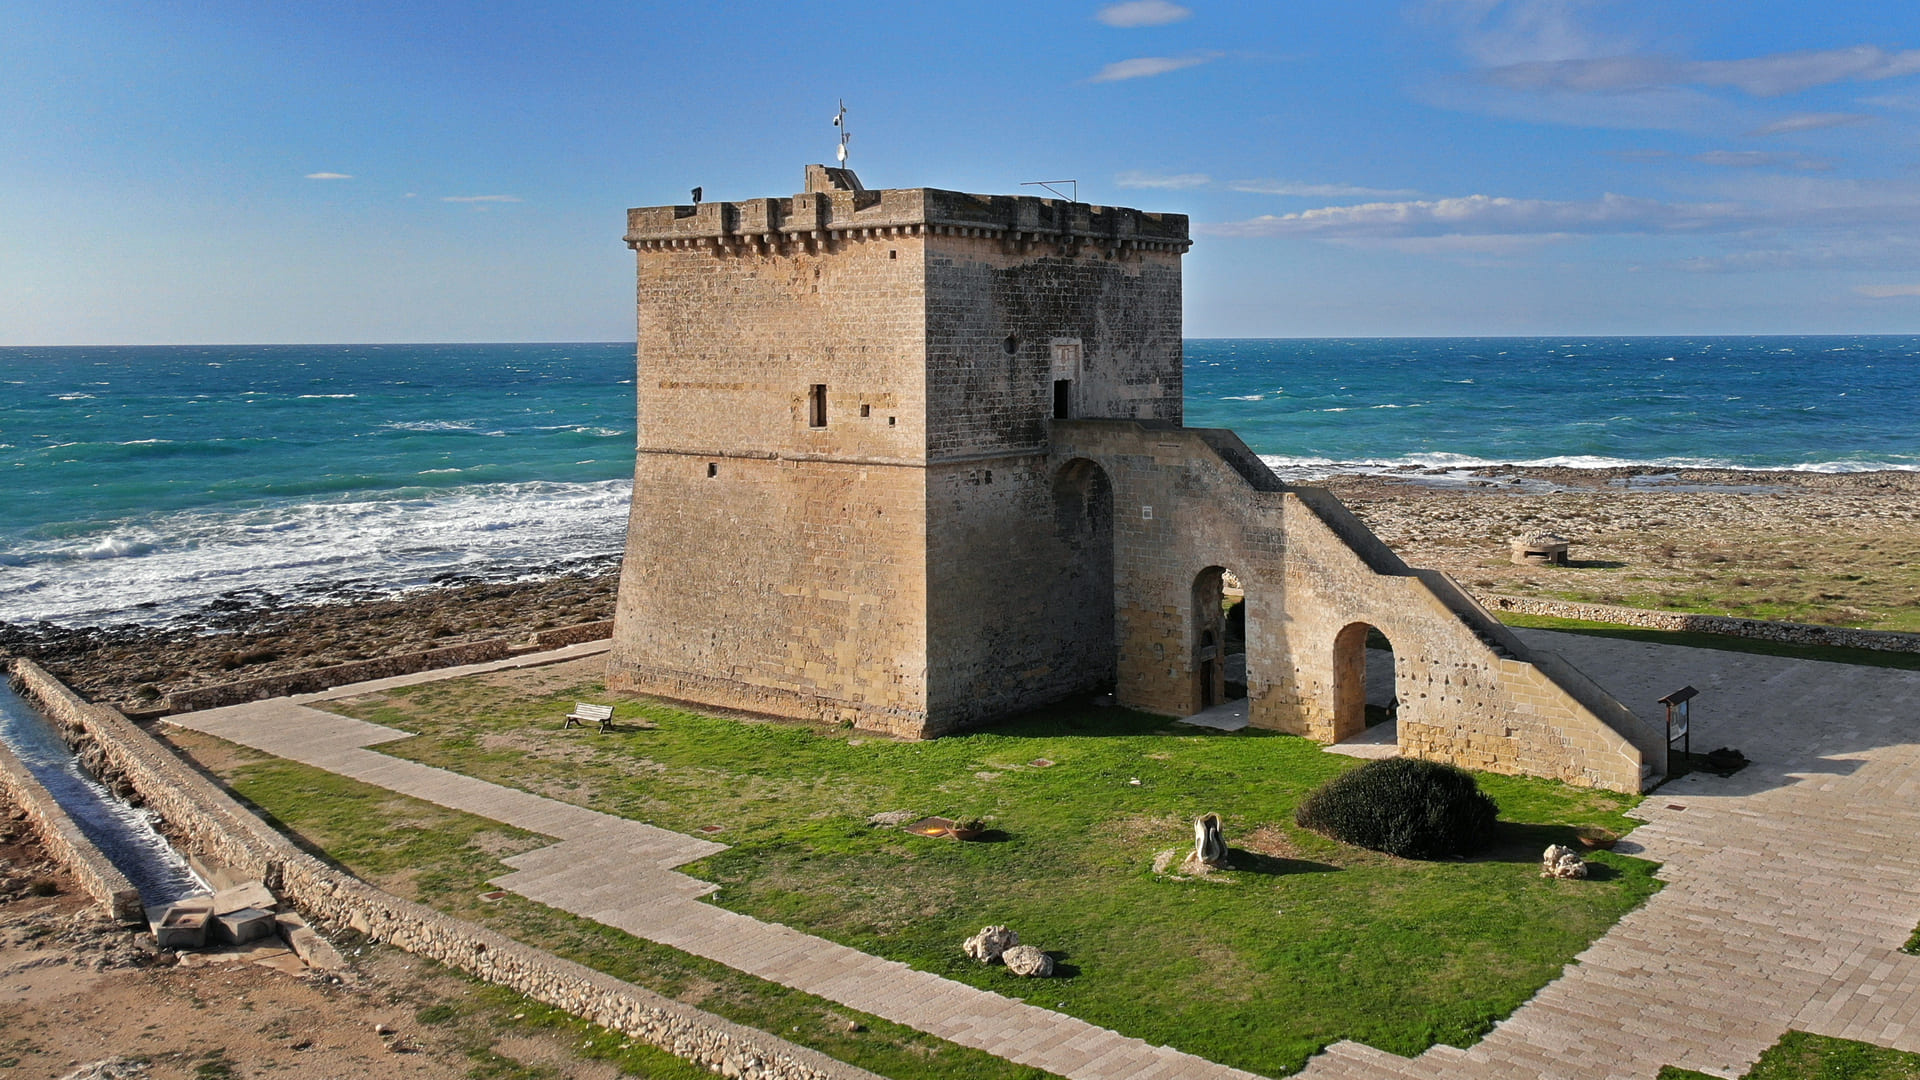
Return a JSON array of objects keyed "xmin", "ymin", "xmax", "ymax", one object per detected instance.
[
  {"xmin": 11, "ymin": 658, "xmax": 881, "ymax": 1080},
  {"xmin": 0, "ymin": 702, "xmax": 142, "ymax": 922},
  {"xmin": 13, "ymin": 660, "xmax": 289, "ymax": 883},
  {"xmin": 532, "ymin": 620, "xmax": 615, "ymax": 649},
  {"xmin": 164, "ymin": 639, "xmax": 514, "ymax": 714},
  {"xmin": 1475, "ymin": 594, "xmax": 1920, "ymax": 656}
]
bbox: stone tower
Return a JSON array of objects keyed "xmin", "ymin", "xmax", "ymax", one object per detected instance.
[
  {"xmin": 608, "ymin": 166, "xmax": 1192, "ymax": 738},
  {"xmin": 611, "ymin": 166, "xmax": 1663, "ymax": 793}
]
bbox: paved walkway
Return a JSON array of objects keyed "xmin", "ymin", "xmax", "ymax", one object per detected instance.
[{"xmin": 167, "ymin": 633, "xmax": 1920, "ymax": 1080}]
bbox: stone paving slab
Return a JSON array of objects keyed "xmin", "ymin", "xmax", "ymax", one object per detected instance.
[{"xmin": 167, "ymin": 633, "xmax": 1920, "ymax": 1080}]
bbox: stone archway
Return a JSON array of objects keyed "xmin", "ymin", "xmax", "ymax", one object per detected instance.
[
  {"xmin": 1051, "ymin": 458, "xmax": 1117, "ymax": 690},
  {"xmin": 1332, "ymin": 621, "xmax": 1398, "ymax": 746},
  {"xmin": 1190, "ymin": 566, "xmax": 1250, "ymax": 711}
]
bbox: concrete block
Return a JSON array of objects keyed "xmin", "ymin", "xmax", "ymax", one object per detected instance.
[
  {"xmin": 152, "ymin": 895, "xmax": 214, "ymax": 950},
  {"xmin": 213, "ymin": 880, "xmax": 275, "ymax": 916},
  {"xmin": 213, "ymin": 906, "xmax": 277, "ymax": 945},
  {"xmin": 283, "ymin": 925, "xmax": 348, "ymax": 971}
]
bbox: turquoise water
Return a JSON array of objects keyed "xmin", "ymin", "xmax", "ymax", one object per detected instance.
[
  {"xmin": 1185, "ymin": 337, "xmax": 1920, "ymax": 472},
  {"xmin": 4, "ymin": 337, "xmax": 1918, "ymax": 627}
]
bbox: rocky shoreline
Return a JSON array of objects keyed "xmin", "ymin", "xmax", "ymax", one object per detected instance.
[
  {"xmin": 1319, "ymin": 465, "xmax": 1920, "ymax": 634},
  {"xmin": 5, "ymin": 465, "xmax": 1917, "ymax": 710},
  {"xmin": 0, "ymin": 570, "xmax": 619, "ymax": 711}
]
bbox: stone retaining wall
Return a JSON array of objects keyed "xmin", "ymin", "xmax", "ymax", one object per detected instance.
[
  {"xmin": 1474, "ymin": 594, "xmax": 1920, "ymax": 656},
  {"xmin": 10, "ymin": 658, "xmax": 883, "ymax": 1080},
  {"xmin": 163, "ymin": 639, "xmax": 513, "ymax": 714},
  {"xmin": 0, "ymin": 699, "xmax": 142, "ymax": 922}
]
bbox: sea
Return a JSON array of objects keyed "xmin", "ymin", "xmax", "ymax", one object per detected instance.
[{"xmin": 4, "ymin": 336, "xmax": 1918, "ymax": 629}]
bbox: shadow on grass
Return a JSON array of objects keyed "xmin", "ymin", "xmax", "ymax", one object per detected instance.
[
  {"xmin": 1046, "ymin": 951, "xmax": 1083, "ymax": 979},
  {"xmin": 1478, "ymin": 823, "xmax": 1622, "ymax": 879},
  {"xmin": 985, "ymin": 698, "xmax": 1289, "ymax": 739},
  {"xmin": 1226, "ymin": 848, "xmax": 1342, "ymax": 876}
]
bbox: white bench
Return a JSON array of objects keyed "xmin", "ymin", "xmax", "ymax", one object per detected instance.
[{"xmin": 564, "ymin": 702, "xmax": 615, "ymax": 732}]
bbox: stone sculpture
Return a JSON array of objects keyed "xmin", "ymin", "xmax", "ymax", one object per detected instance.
[
  {"xmin": 1001, "ymin": 944, "xmax": 1054, "ymax": 977},
  {"xmin": 1542, "ymin": 844, "xmax": 1589, "ymax": 879},
  {"xmin": 964, "ymin": 925, "xmax": 1018, "ymax": 964},
  {"xmin": 1182, "ymin": 812, "xmax": 1228, "ymax": 873}
]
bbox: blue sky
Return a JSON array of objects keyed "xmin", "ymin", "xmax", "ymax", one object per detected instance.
[{"xmin": 4, "ymin": 0, "xmax": 1920, "ymax": 343}]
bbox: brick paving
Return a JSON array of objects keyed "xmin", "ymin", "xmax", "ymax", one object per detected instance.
[{"xmin": 168, "ymin": 632, "xmax": 1920, "ymax": 1080}]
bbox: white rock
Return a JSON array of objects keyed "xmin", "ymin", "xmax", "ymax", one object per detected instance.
[
  {"xmin": 1002, "ymin": 944, "xmax": 1053, "ymax": 977},
  {"xmin": 963, "ymin": 925, "xmax": 1017, "ymax": 964},
  {"xmin": 1541, "ymin": 844, "xmax": 1588, "ymax": 879},
  {"xmin": 1192, "ymin": 812, "xmax": 1228, "ymax": 869}
]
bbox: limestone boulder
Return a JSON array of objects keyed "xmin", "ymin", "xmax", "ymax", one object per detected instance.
[
  {"xmin": 964, "ymin": 925, "xmax": 1017, "ymax": 964},
  {"xmin": 1542, "ymin": 844, "xmax": 1588, "ymax": 879},
  {"xmin": 1001, "ymin": 944, "xmax": 1053, "ymax": 977}
]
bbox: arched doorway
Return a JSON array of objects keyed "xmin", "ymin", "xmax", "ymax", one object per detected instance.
[
  {"xmin": 1191, "ymin": 566, "xmax": 1249, "ymax": 715},
  {"xmin": 1052, "ymin": 459, "xmax": 1116, "ymax": 690},
  {"xmin": 1332, "ymin": 621, "xmax": 1397, "ymax": 747}
]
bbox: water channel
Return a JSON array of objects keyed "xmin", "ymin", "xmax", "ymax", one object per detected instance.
[{"xmin": 0, "ymin": 680, "xmax": 205, "ymax": 908}]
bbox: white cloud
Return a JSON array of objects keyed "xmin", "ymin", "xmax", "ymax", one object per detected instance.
[
  {"xmin": 1230, "ymin": 179, "xmax": 1422, "ymax": 198},
  {"xmin": 1694, "ymin": 150, "xmax": 1831, "ymax": 171},
  {"xmin": 441, "ymin": 195, "xmax": 522, "ymax": 203},
  {"xmin": 1200, "ymin": 192, "xmax": 1746, "ymax": 239},
  {"xmin": 1483, "ymin": 46, "xmax": 1920, "ymax": 99},
  {"xmin": 1115, "ymin": 171, "xmax": 1212, "ymax": 189},
  {"xmin": 1856, "ymin": 284, "xmax": 1920, "ymax": 298},
  {"xmin": 1422, "ymin": 0, "xmax": 1630, "ymax": 67},
  {"xmin": 1096, "ymin": 1, "xmax": 1191, "ymax": 28},
  {"xmin": 1334, "ymin": 233, "xmax": 1577, "ymax": 256},
  {"xmin": 304, "ymin": 172, "xmax": 353, "ymax": 180},
  {"xmin": 1699, "ymin": 46, "xmax": 1920, "ymax": 96},
  {"xmin": 1089, "ymin": 53, "xmax": 1218, "ymax": 82},
  {"xmin": 1747, "ymin": 112, "xmax": 1870, "ymax": 136}
]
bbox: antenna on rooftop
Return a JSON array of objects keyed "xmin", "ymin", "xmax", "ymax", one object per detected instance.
[
  {"xmin": 832, "ymin": 100, "xmax": 850, "ymax": 166},
  {"xmin": 1021, "ymin": 179, "xmax": 1078, "ymax": 204}
]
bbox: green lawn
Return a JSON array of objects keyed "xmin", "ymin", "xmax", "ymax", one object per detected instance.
[
  {"xmin": 304, "ymin": 672, "xmax": 1661, "ymax": 1078},
  {"xmin": 1661, "ymin": 1031, "xmax": 1920, "ymax": 1080},
  {"xmin": 205, "ymin": 748, "xmax": 1056, "ymax": 1080}
]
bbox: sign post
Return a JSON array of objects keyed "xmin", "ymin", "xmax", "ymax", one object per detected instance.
[{"xmin": 1658, "ymin": 685, "xmax": 1698, "ymax": 763}]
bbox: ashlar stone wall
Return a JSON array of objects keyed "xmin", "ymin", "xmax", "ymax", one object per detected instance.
[
  {"xmin": 1051, "ymin": 421, "xmax": 1664, "ymax": 793},
  {"xmin": 611, "ymin": 174, "xmax": 1190, "ymax": 737}
]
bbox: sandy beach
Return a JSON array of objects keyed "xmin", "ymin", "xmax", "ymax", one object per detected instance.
[{"xmin": 4, "ymin": 465, "xmax": 1916, "ymax": 710}]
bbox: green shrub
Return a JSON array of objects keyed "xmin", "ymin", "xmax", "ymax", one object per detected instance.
[{"xmin": 1295, "ymin": 758, "xmax": 1499, "ymax": 858}]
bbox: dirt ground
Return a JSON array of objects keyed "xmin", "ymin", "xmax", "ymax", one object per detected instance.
[{"xmin": 0, "ymin": 807, "xmax": 648, "ymax": 1080}]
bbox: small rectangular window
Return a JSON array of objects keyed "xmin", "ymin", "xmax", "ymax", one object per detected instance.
[
  {"xmin": 888, "ymin": 416, "xmax": 896, "ymax": 426},
  {"xmin": 1053, "ymin": 379, "xmax": 1072, "ymax": 420},
  {"xmin": 809, "ymin": 384, "xmax": 827, "ymax": 428},
  {"xmin": 860, "ymin": 403, "xmax": 871, "ymax": 418},
  {"xmin": 707, "ymin": 462, "xmax": 718, "ymax": 478}
]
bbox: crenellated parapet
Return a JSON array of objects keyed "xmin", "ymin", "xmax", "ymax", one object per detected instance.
[{"xmin": 626, "ymin": 176, "xmax": 1191, "ymax": 258}]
